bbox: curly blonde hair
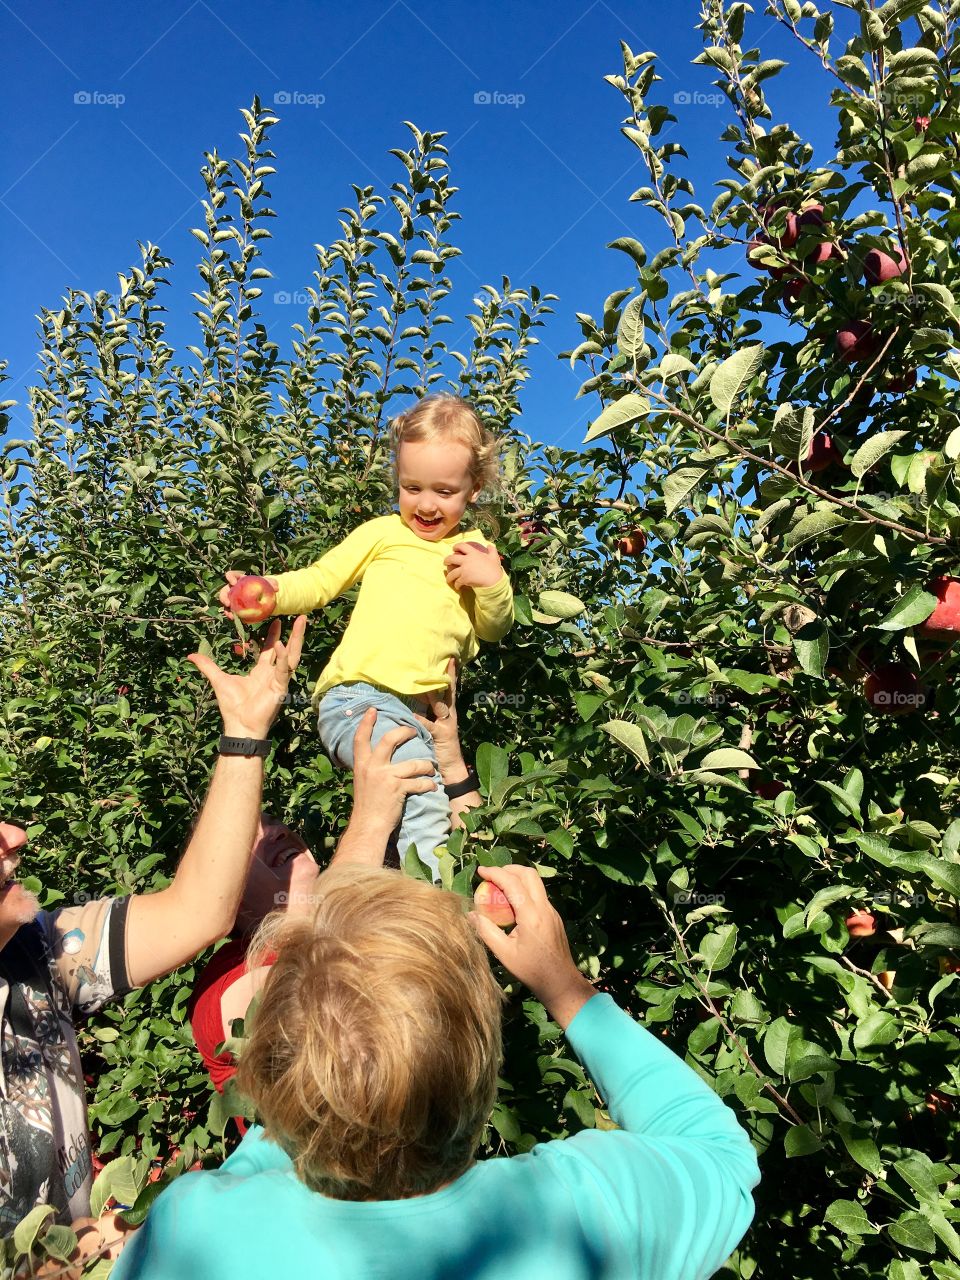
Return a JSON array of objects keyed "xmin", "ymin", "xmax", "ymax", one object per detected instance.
[
  {"xmin": 235, "ymin": 865, "xmax": 506, "ymax": 1202},
  {"xmin": 390, "ymin": 393, "xmax": 501, "ymax": 501}
]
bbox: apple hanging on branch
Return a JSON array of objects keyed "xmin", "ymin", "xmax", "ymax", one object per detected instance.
[
  {"xmin": 617, "ymin": 527, "xmax": 647, "ymax": 556},
  {"xmin": 920, "ymin": 575, "xmax": 960, "ymax": 636},
  {"xmin": 863, "ymin": 662, "xmax": 924, "ymax": 716}
]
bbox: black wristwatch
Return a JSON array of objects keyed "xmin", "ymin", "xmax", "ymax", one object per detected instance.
[
  {"xmin": 217, "ymin": 735, "xmax": 271, "ymax": 758},
  {"xmin": 445, "ymin": 767, "xmax": 481, "ymax": 799}
]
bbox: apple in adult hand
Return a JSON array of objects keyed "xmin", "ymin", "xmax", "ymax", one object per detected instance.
[
  {"xmin": 920, "ymin": 576, "xmax": 960, "ymax": 635},
  {"xmin": 845, "ymin": 910, "xmax": 876, "ymax": 939},
  {"xmin": 228, "ymin": 575, "xmax": 277, "ymax": 623},
  {"xmin": 864, "ymin": 247, "xmax": 907, "ymax": 286},
  {"xmin": 474, "ymin": 880, "xmax": 516, "ymax": 928}
]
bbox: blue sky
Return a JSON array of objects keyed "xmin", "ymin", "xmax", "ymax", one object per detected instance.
[{"xmin": 2, "ymin": 1, "xmax": 839, "ymax": 450}]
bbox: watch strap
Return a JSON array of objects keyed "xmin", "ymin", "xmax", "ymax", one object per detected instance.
[
  {"xmin": 217, "ymin": 735, "xmax": 270, "ymax": 758},
  {"xmin": 445, "ymin": 768, "xmax": 481, "ymax": 800}
]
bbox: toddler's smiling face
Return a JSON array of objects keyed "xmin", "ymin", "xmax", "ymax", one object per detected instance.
[{"xmin": 397, "ymin": 440, "xmax": 480, "ymax": 541}]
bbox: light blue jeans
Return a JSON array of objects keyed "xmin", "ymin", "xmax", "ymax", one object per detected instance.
[{"xmin": 316, "ymin": 681, "xmax": 448, "ymax": 882}]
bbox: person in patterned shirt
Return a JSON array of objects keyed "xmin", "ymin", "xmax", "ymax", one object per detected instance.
[{"xmin": 0, "ymin": 615, "xmax": 308, "ymax": 1258}]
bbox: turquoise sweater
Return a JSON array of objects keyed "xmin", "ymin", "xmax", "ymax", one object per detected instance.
[{"xmin": 113, "ymin": 995, "xmax": 759, "ymax": 1279}]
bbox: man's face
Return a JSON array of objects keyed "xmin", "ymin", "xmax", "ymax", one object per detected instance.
[
  {"xmin": 235, "ymin": 815, "xmax": 319, "ymax": 934},
  {"xmin": 0, "ymin": 824, "xmax": 41, "ymax": 947},
  {"xmin": 396, "ymin": 440, "xmax": 480, "ymax": 542}
]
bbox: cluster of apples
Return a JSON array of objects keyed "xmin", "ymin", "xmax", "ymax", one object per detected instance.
[
  {"xmin": 748, "ymin": 196, "xmax": 915, "ymax": 398},
  {"xmin": 857, "ymin": 576, "xmax": 960, "ymax": 715}
]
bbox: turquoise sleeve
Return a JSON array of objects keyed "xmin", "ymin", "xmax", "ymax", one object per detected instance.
[{"xmin": 552, "ymin": 993, "xmax": 760, "ymax": 1278}]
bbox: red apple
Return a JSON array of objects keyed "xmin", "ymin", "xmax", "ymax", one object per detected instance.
[
  {"xmin": 617, "ymin": 528, "xmax": 647, "ymax": 556},
  {"xmin": 925, "ymin": 1089, "xmax": 954, "ymax": 1116},
  {"xmin": 864, "ymin": 247, "xmax": 908, "ymax": 286},
  {"xmin": 805, "ymin": 240, "xmax": 837, "ymax": 266},
  {"xmin": 797, "ymin": 203, "xmax": 825, "ymax": 230},
  {"xmin": 232, "ymin": 641, "xmax": 250, "ymax": 658},
  {"xmin": 753, "ymin": 779, "xmax": 787, "ymax": 800},
  {"xmin": 845, "ymin": 910, "xmax": 877, "ymax": 939},
  {"xmin": 920, "ymin": 576, "xmax": 960, "ymax": 635},
  {"xmin": 836, "ymin": 321, "xmax": 882, "ymax": 364},
  {"xmin": 864, "ymin": 662, "xmax": 923, "ymax": 715},
  {"xmin": 518, "ymin": 516, "xmax": 549, "ymax": 548},
  {"xmin": 886, "ymin": 370, "xmax": 917, "ymax": 393},
  {"xmin": 461, "ymin": 542, "xmax": 491, "ymax": 554},
  {"xmin": 803, "ymin": 432, "xmax": 842, "ymax": 473},
  {"xmin": 474, "ymin": 880, "xmax": 516, "ymax": 928},
  {"xmin": 228, "ymin": 575, "xmax": 277, "ymax": 623},
  {"xmin": 761, "ymin": 202, "xmax": 800, "ymax": 249},
  {"xmin": 782, "ymin": 277, "xmax": 807, "ymax": 310}
]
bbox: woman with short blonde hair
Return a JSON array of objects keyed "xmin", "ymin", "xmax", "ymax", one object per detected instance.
[
  {"xmin": 236, "ymin": 864, "xmax": 505, "ymax": 1201},
  {"xmin": 117, "ymin": 843, "xmax": 760, "ymax": 1280}
]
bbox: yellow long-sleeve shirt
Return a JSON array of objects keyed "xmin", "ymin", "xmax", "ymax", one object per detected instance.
[{"xmin": 273, "ymin": 514, "xmax": 515, "ymax": 699}]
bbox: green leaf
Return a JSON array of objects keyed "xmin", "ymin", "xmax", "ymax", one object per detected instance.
[
  {"xmin": 699, "ymin": 922, "xmax": 738, "ymax": 970},
  {"xmin": 476, "ymin": 742, "xmax": 510, "ymax": 797},
  {"xmin": 698, "ymin": 748, "xmax": 758, "ymax": 771},
  {"xmin": 824, "ymin": 1198, "xmax": 877, "ymax": 1236},
  {"xmin": 793, "ymin": 623, "xmax": 829, "ymax": 678},
  {"xmin": 816, "ymin": 780, "xmax": 862, "ymax": 821},
  {"xmin": 770, "ymin": 404, "xmax": 814, "ymax": 461},
  {"xmin": 876, "ymin": 584, "xmax": 938, "ymax": 631},
  {"xmin": 13, "ymin": 1204, "xmax": 56, "ymax": 1257},
  {"xmin": 888, "ymin": 1212, "xmax": 937, "ymax": 1253},
  {"xmin": 709, "ymin": 344, "xmax": 764, "ymax": 416},
  {"xmin": 837, "ymin": 1123, "xmax": 883, "ymax": 1176},
  {"xmin": 90, "ymin": 1155, "xmax": 143, "ymax": 1219},
  {"xmin": 538, "ymin": 590, "xmax": 586, "ymax": 620},
  {"xmin": 606, "ymin": 236, "xmax": 647, "ymax": 267},
  {"xmin": 663, "ymin": 466, "xmax": 709, "ymax": 515},
  {"xmin": 763, "ymin": 1016, "xmax": 798, "ymax": 1075},
  {"xmin": 617, "ymin": 297, "xmax": 645, "ymax": 361},
  {"xmin": 583, "ymin": 394, "xmax": 650, "ymax": 443},
  {"xmin": 850, "ymin": 430, "xmax": 909, "ymax": 478},
  {"xmin": 601, "ymin": 719, "xmax": 650, "ymax": 767},
  {"xmin": 853, "ymin": 1010, "xmax": 900, "ymax": 1051},
  {"xmin": 656, "ymin": 353, "xmax": 696, "ymax": 379},
  {"xmin": 785, "ymin": 1123, "xmax": 823, "ymax": 1157},
  {"xmin": 785, "ymin": 510, "xmax": 846, "ymax": 549},
  {"xmin": 40, "ymin": 1224, "xmax": 80, "ymax": 1263}
]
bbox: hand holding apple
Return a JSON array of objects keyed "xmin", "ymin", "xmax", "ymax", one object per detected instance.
[
  {"xmin": 220, "ymin": 571, "xmax": 280, "ymax": 623},
  {"xmin": 444, "ymin": 541, "xmax": 504, "ymax": 591},
  {"xmin": 468, "ymin": 865, "xmax": 595, "ymax": 1028},
  {"xmin": 474, "ymin": 879, "xmax": 516, "ymax": 928}
]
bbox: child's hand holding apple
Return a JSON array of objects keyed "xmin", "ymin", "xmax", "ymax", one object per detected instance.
[
  {"xmin": 443, "ymin": 542, "xmax": 504, "ymax": 591},
  {"xmin": 219, "ymin": 571, "xmax": 280, "ymax": 622}
]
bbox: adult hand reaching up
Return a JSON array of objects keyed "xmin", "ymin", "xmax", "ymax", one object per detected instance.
[
  {"xmin": 468, "ymin": 865, "xmax": 596, "ymax": 1030},
  {"xmin": 187, "ymin": 615, "xmax": 307, "ymax": 739}
]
